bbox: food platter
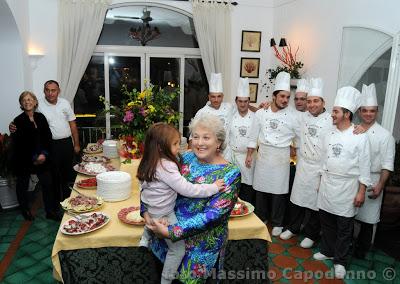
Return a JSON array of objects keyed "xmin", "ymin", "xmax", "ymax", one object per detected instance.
[
  {"xmin": 230, "ymin": 200, "xmax": 254, "ymax": 218},
  {"xmin": 83, "ymin": 144, "xmax": 103, "ymax": 154},
  {"xmin": 118, "ymin": 206, "xmax": 145, "ymax": 225},
  {"xmin": 60, "ymin": 212, "xmax": 110, "ymax": 235},
  {"xmin": 60, "ymin": 195, "xmax": 104, "ymax": 213},
  {"xmin": 76, "ymin": 177, "xmax": 97, "ymax": 189},
  {"xmin": 81, "ymin": 154, "xmax": 110, "ymax": 163},
  {"xmin": 73, "ymin": 162, "xmax": 115, "ymax": 176}
]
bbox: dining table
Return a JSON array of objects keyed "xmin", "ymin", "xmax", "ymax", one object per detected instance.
[{"xmin": 51, "ymin": 155, "xmax": 271, "ymax": 283}]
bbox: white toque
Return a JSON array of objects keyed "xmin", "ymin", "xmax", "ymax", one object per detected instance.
[
  {"xmin": 360, "ymin": 83, "xmax": 378, "ymax": 107},
  {"xmin": 209, "ymin": 73, "xmax": 223, "ymax": 93},
  {"xmin": 309, "ymin": 77, "xmax": 324, "ymax": 99},
  {"xmin": 334, "ymin": 86, "xmax": 361, "ymax": 113},
  {"xmin": 237, "ymin": 77, "xmax": 250, "ymax": 98},
  {"xmin": 273, "ymin": 71, "xmax": 291, "ymax": 92}
]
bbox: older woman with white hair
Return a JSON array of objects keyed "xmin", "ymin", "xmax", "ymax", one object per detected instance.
[
  {"xmin": 145, "ymin": 114, "xmax": 241, "ymax": 284},
  {"xmin": 11, "ymin": 91, "xmax": 59, "ymax": 221}
]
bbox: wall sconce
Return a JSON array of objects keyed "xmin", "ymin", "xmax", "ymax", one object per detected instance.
[{"xmin": 29, "ymin": 53, "xmax": 45, "ymax": 70}]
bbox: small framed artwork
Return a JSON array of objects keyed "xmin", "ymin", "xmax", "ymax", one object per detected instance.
[
  {"xmin": 249, "ymin": 83, "xmax": 258, "ymax": 103},
  {"xmin": 241, "ymin": 30, "xmax": 262, "ymax": 52},
  {"xmin": 240, "ymin": 58, "xmax": 260, "ymax": 78}
]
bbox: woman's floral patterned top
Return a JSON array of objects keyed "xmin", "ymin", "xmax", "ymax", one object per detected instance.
[{"xmin": 149, "ymin": 151, "xmax": 241, "ymax": 283}]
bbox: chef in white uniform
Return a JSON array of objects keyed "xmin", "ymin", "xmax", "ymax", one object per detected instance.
[
  {"xmin": 227, "ymin": 78, "xmax": 256, "ymax": 204},
  {"xmin": 313, "ymin": 86, "xmax": 371, "ymax": 279},
  {"xmin": 246, "ymin": 71, "xmax": 299, "ymax": 237},
  {"xmin": 280, "ymin": 78, "xmax": 332, "ymax": 249},
  {"xmin": 193, "ymin": 72, "xmax": 234, "ymax": 132},
  {"xmin": 354, "ymin": 83, "xmax": 395, "ymax": 259}
]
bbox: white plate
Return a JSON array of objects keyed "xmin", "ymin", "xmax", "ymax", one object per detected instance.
[
  {"xmin": 60, "ymin": 212, "xmax": 110, "ymax": 235},
  {"xmin": 230, "ymin": 200, "xmax": 255, "ymax": 218},
  {"xmin": 73, "ymin": 162, "xmax": 115, "ymax": 176}
]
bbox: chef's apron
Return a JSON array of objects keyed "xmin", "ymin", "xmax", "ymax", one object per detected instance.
[
  {"xmin": 253, "ymin": 144, "xmax": 290, "ymax": 194},
  {"xmin": 317, "ymin": 172, "xmax": 359, "ymax": 217},
  {"xmin": 230, "ymin": 150, "xmax": 255, "ymax": 185},
  {"xmin": 290, "ymin": 157, "xmax": 321, "ymax": 210},
  {"xmin": 355, "ymin": 173, "xmax": 382, "ymax": 224}
]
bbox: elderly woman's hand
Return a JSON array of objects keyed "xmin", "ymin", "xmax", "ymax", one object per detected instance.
[{"xmin": 147, "ymin": 219, "xmax": 170, "ymax": 239}]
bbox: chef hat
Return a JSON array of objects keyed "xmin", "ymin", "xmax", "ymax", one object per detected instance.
[
  {"xmin": 360, "ymin": 83, "xmax": 378, "ymax": 107},
  {"xmin": 296, "ymin": 79, "xmax": 309, "ymax": 93},
  {"xmin": 273, "ymin": 71, "xmax": 291, "ymax": 92},
  {"xmin": 237, "ymin": 77, "xmax": 250, "ymax": 98},
  {"xmin": 309, "ymin": 77, "xmax": 324, "ymax": 99},
  {"xmin": 334, "ymin": 86, "xmax": 361, "ymax": 113},
  {"xmin": 209, "ymin": 73, "xmax": 223, "ymax": 93}
]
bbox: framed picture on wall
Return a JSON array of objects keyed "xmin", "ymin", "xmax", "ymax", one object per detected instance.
[
  {"xmin": 249, "ymin": 83, "xmax": 258, "ymax": 103},
  {"xmin": 240, "ymin": 58, "xmax": 260, "ymax": 78},
  {"xmin": 241, "ymin": 30, "xmax": 262, "ymax": 52}
]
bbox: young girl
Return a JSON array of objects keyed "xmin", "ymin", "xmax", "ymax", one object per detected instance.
[{"xmin": 137, "ymin": 123, "xmax": 225, "ymax": 284}]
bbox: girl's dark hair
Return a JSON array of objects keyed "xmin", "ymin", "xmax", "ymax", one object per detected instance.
[{"xmin": 136, "ymin": 123, "xmax": 181, "ymax": 182}]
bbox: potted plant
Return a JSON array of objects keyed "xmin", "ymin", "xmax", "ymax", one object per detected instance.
[
  {"xmin": 262, "ymin": 41, "xmax": 304, "ymax": 95},
  {"xmin": 0, "ymin": 133, "xmax": 18, "ymax": 209},
  {"xmin": 101, "ymin": 82, "xmax": 181, "ymax": 163}
]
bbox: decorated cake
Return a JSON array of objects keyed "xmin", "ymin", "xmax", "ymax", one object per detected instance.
[{"xmin": 96, "ymin": 171, "xmax": 131, "ymax": 201}]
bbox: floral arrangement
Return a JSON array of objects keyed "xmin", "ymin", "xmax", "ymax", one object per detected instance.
[
  {"xmin": 268, "ymin": 42, "xmax": 304, "ymax": 80},
  {"xmin": 0, "ymin": 133, "xmax": 12, "ymax": 178},
  {"xmin": 103, "ymin": 82, "xmax": 180, "ymax": 161}
]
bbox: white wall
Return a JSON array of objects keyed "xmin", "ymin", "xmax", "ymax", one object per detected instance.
[
  {"xmin": 231, "ymin": 0, "xmax": 274, "ymax": 105},
  {"xmin": 273, "ymin": 0, "xmax": 400, "ymax": 110},
  {"xmin": 0, "ymin": 0, "xmax": 28, "ymax": 133}
]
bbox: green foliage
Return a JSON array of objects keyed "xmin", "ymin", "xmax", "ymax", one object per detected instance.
[{"xmin": 267, "ymin": 61, "xmax": 304, "ymax": 81}]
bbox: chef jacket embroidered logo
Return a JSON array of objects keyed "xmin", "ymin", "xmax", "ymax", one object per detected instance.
[
  {"xmin": 332, "ymin": 143, "xmax": 343, "ymax": 157},
  {"xmin": 218, "ymin": 115, "xmax": 226, "ymax": 127},
  {"xmin": 269, "ymin": 119, "xmax": 279, "ymax": 129},
  {"xmin": 238, "ymin": 126, "xmax": 247, "ymax": 137},
  {"xmin": 307, "ymin": 125, "xmax": 318, "ymax": 137}
]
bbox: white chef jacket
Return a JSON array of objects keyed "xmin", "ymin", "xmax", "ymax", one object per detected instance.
[
  {"xmin": 356, "ymin": 122, "xmax": 395, "ymax": 224},
  {"xmin": 227, "ymin": 110, "xmax": 255, "ymax": 185},
  {"xmin": 290, "ymin": 111, "xmax": 333, "ymax": 210},
  {"xmin": 38, "ymin": 97, "xmax": 76, "ymax": 140},
  {"xmin": 248, "ymin": 107, "xmax": 299, "ymax": 194},
  {"xmin": 317, "ymin": 125, "xmax": 372, "ymax": 217},
  {"xmin": 194, "ymin": 102, "xmax": 235, "ymax": 131}
]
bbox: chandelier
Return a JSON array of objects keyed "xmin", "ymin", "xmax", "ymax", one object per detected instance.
[{"xmin": 129, "ymin": 9, "xmax": 160, "ymax": 46}]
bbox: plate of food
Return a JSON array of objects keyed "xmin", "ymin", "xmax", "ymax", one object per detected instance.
[
  {"xmin": 60, "ymin": 194, "xmax": 103, "ymax": 213},
  {"xmin": 76, "ymin": 177, "xmax": 97, "ymax": 189},
  {"xmin": 83, "ymin": 143, "xmax": 103, "ymax": 154},
  {"xmin": 118, "ymin": 206, "xmax": 145, "ymax": 225},
  {"xmin": 230, "ymin": 200, "xmax": 254, "ymax": 218},
  {"xmin": 81, "ymin": 154, "xmax": 110, "ymax": 163},
  {"xmin": 60, "ymin": 212, "xmax": 110, "ymax": 235},
  {"xmin": 73, "ymin": 162, "xmax": 115, "ymax": 176}
]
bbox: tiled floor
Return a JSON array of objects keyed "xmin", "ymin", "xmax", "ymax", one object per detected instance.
[{"xmin": 1, "ymin": 197, "xmax": 399, "ymax": 283}]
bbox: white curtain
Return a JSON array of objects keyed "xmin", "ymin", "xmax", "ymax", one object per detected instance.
[
  {"xmin": 191, "ymin": 0, "xmax": 232, "ymax": 97},
  {"xmin": 57, "ymin": 0, "xmax": 110, "ymax": 103}
]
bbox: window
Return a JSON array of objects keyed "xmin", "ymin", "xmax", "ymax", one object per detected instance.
[{"xmin": 74, "ymin": 4, "xmax": 208, "ymax": 143}]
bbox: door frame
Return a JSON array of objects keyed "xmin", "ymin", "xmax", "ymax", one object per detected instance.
[{"xmin": 95, "ymin": 45, "xmax": 202, "ymax": 137}]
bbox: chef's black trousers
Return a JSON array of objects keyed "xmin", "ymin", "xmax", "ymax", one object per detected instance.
[
  {"xmin": 51, "ymin": 137, "xmax": 76, "ymax": 201},
  {"xmin": 255, "ymin": 191, "xmax": 286, "ymax": 227},
  {"xmin": 286, "ymin": 202, "xmax": 321, "ymax": 241},
  {"xmin": 239, "ymin": 183, "xmax": 256, "ymax": 205},
  {"xmin": 319, "ymin": 209, "xmax": 354, "ymax": 266},
  {"xmin": 354, "ymin": 221, "xmax": 373, "ymax": 255}
]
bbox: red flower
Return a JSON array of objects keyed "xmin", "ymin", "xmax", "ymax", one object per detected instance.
[
  {"xmin": 192, "ymin": 263, "xmax": 207, "ymax": 277},
  {"xmin": 181, "ymin": 165, "xmax": 190, "ymax": 175},
  {"xmin": 172, "ymin": 226, "xmax": 183, "ymax": 238}
]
